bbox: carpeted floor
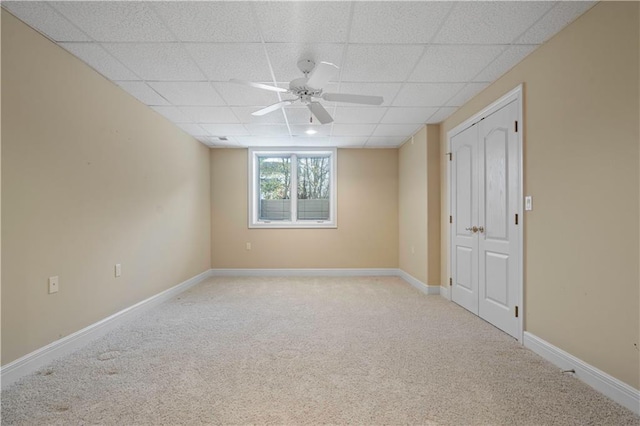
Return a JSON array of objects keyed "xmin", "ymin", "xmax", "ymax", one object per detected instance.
[{"xmin": 2, "ymin": 276, "xmax": 638, "ymax": 425}]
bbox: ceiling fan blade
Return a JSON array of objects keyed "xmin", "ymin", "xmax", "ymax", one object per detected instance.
[
  {"xmin": 306, "ymin": 61, "xmax": 339, "ymax": 89},
  {"xmin": 322, "ymin": 93, "xmax": 384, "ymax": 105},
  {"xmin": 230, "ymin": 79, "xmax": 288, "ymax": 93},
  {"xmin": 307, "ymin": 102, "xmax": 334, "ymax": 124},
  {"xmin": 252, "ymin": 100, "xmax": 295, "ymax": 116}
]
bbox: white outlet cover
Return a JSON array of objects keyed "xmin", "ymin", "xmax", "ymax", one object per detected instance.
[{"xmin": 48, "ymin": 276, "xmax": 59, "ymax": 294}]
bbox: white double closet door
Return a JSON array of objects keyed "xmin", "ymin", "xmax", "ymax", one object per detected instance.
[{"xmin": 450, "ymin": 99, "xmax": 521, "ymax": 339}]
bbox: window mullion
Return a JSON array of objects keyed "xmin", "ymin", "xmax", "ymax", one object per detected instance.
[{"xmin": 290, "ymin": 154, "xmax": 298, "ymax": 223}]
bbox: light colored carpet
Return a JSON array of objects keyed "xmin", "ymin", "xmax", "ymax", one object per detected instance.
[{"xmin": 2, "ymin": 276, "xmax": 638, "ymax": 425}]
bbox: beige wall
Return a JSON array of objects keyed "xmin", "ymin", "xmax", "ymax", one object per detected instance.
[
  {"xmin": 211, "ymin": 148, "xmax": 398, "ymax": 269},
  {"xmin": 440, "ymin": 2, "xmax": 639, "ymax": 389},
  {"xmin": 1, "ymin": 11, "xmax": 211, "ymax": 365},
  {"xmin": 398, "ymin": 125, "xmax": 441, "ymax": 285},
  {"xmin": 426, "ymin": 125, "xmax": 441, "ymax": 286},
  {"xmin": 399, "ymin": 128, "xmax": 428, "ymax": 282}
]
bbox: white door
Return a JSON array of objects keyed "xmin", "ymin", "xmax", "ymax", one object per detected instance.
[
  {"xmin": 477, "ymin": 101, "xmax": 520, "ymax": 338},
  {"xmin": 450, "ymin": 124, "xmax": 479, "ymax": 315},
  {"xmin": 450, "ymin": 99, "xmax": 521, "ymax": 339}
]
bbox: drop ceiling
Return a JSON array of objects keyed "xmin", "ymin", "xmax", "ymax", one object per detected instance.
[{"xmin": 3, "ymin": 1, "xmax": 595, "ymax": 148}]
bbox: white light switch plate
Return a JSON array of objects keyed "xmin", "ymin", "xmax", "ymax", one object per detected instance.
[
  {"xmin": 525, "ymin": 196, "xmax": 532, "ymax": 211},
  {"xmin": 115, "ymin": 264, "xmax": 122, "ymax": 277}
]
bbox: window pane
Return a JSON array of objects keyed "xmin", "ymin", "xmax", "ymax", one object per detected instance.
[
  {"xmin": 297, "ymin": 156, "xmax": 330, "ymax": 220},
  {"xmin": 258, "ymin": 156, "xmax": 291, "ymax": 221}
]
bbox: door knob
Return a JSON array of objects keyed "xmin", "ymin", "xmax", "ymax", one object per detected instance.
[
  {"xmin": 465, "ymin": 226, "xmax": 479, "ymax": 233},
  {"xmin": 478, "ymin": 226, "xmax": 485, "ymax": 233}
]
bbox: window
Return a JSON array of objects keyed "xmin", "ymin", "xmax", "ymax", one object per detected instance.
[{"xmin": 249, "ymin": 148, "xmax": 337, "ymax": 228}]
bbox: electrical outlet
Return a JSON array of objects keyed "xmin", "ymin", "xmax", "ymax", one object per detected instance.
[
  {"xmin": 48, "ymin": 276, "xmax": 59, "ymax": 294},
  {"xmin": 246, "ymin": 242, "xmax": 252, "ymax": 251},
  {"xmin": 115, "ymin": 264, "xmax": 122, "ymax": 277}
]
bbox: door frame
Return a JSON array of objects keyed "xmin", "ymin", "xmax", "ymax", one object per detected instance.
[{"xmin": 446, "ymin": 84, "xmax": 524, "ymax": 342}]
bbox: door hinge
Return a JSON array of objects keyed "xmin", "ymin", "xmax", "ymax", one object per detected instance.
[
  {"xmin": 449, "ymin": 277, "xmax": 452, "ymax": 286},
  {"xmin": 446, "ymin": 152, "xmax": 452, "ymax": 161},
  {"xmin": 449, "ymin": 215, "xmax": 453, "ymax": 224},
  {"xmin": 515, "ymin": 306, "xmax": 519, "ymax": 318},
  {"xmin": 515, "ymin": 213, "xmax": 518, "ymax": 225},
  {"xmin": 515, "ymin": 121, "xmax": 518, "ymax": 132}
]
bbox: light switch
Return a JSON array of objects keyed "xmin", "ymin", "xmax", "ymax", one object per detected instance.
[
  {"xmin": 115, "ymin": 264, "xmax": 122, "ymax": 277},
  {"xmin": 525, "ymin": 196, "xmax": 532, "ymax": 211}
]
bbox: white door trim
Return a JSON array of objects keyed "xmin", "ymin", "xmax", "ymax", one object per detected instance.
[{"xmin": 447, "ymin": 84, "xmax": 524, "ymax": 342}]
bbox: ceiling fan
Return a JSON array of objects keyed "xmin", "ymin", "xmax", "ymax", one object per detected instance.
[{"xmin": 230, "ymin": 59, "xmax": 384, "ymax": 125}]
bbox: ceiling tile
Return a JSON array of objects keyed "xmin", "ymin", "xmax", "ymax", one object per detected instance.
[
  {"xmin": 285, "ymin": 107, "xmax": 318, "ymax": 125},
  {"xmin": 214, "ymin": 82, "xmax": 282, "ymax": 107},
  {"xmin": 235, "ymin": 136, "xmax": 295, "ymax": 147},
  {"xmin": 175, "ymin": 123, "xmax": 209, "ymax": 137},
  {"xmin": 232, "ymin": 107, "xmax": 287, "ymax": 125},
  {"xmin": 104, "ymin": 43, "xmax": 204, "ymax": 81},
  {"xmin": 341, "ymin": 45, "xmax": 424, "ymax": 82},
  {"xmin": 426, "ymin": 107, "xmax": 458, "ymax": 124},
  {"xmin": 434, "ymin": 2, "xmax": 553, "ymax": 44},
  {"xmin": 332, "ymin": 124, "xmax": 377, "ymax": 137},
  {"xmin": 115, "ymin": 81, "xmax": 169, "ymax": 106},
  {"xmin": 151, "ymin": 106, "xmax": 191, "ymax": 123},
  {"xmin": 51, "ymin": 1, "xmax": 174, "ymax": 42},
  {"xmin": 446, "ymin": 83, "xmax": 490, "ymax": 107},
  {"xmin": 265, "ymin": 44, "xmax": 345, "ymax": 83},
  {"xmin": 254, "ymin": 2, "xmax": 351, "ymax": 43},
  {"xmin": 179, "ymin": 107, "xmax": 239, "ymax": 124},
  {"xmin": 474, "ymin": 45, "xmax": 538, "ymax": 82},
  {"xmin": 333, "ymin": 107, "xmax": 387, "ymax": 124},
  {"xmin": 366, "ymin": 136, "xmax": 408, "ymax": 147},
  {"xmin": 247, "ymin": 124, "xmax": 291, "ymax": 137},
  {"xmin": 372, "ymin": 124, "xmax": 422, "ymax": 138},
  {"xmin": 409, "ymin": 45, "xmax": 504, "ymax": 82},
  {"xmin": 350, "ymin": 2, "xmax": 453, "ymax": 44},
  {"xmin": 148, "ymin": 82, "xmax": 225, "ymax": 106},
  {"xmin": 3, "ymin": 1, "xmax": 91, "ymax": 42},
  {"xmin": 152, "ymin": 2, "xmax": 261, "ymax": 42},
  {"xmin": 517, "ymin": 2, "xmax": 595, "ymax": 44},
  {"xmin": 331, "ymin": 83, "xmax": 402, "ymax": 107},
  {"xmin": 200, "ymin": 124, "xmax": 250, "ymax": 137},
  {"xmin": 394, "ymin": 83, "xmax": 465, "ymax": 107},
  {"xmin": 292, "ymin": 137, "xmax": 335, "ymax": 147},
  {"xmin": 381, "ymin": 107, "xmax": 439, "ymax": 124},
  {"xmin": 199, "ymin": 136, "xmax": 239, "ymax": 147},
  {"xmin": 290, "ymin": 125, "xmax": 332, "ymax": 137},
  {"xmin": 185, "ymin": 43, "xmax": 272, "ymax": 82},
  {"xmin": 60, "ymin": 43, "xmax": 138, "ymax": 80},
  {"xmin": 330, "ymin": 137, "xmax": 369, "ymax": 148}
]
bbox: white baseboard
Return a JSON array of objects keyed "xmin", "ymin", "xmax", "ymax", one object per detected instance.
[
  {"xmin": 439, "ymin": 285, "xmax": 451, "ymax": 300},
  {"xmin": 1, "ymin": 269, "xmax": 212, "ymax": 390},
  {"xmin": 523, "ymin": 332, "xmax": 640, "ymax": 415},
  {"xmin": 211, "ymin": 268, "xmax": 440, "ymax": 295},
  {"xmin": 210, "ymin": 268, "xmax": 398, "ymax": 277},
  {"xmin": 396, "ymin": 270, "xmax": 440, "ymax": 295}
]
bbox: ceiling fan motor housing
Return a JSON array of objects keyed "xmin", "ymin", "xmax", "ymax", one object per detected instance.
[{"xmin": 289, "ymin": 77, "xmax": 322, "ymax": 103}]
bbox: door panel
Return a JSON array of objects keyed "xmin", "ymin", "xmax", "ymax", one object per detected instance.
[
  {"xmin": 484, "ymin": 130, "xmax": 509, "ymax": 241},
  {"xmin": 451, "ymin": 125, "xmax": 478, "ymax": 315},
  {"xmin": 478, "ymin": 100, "xmax": 519, "ymax": 338}
]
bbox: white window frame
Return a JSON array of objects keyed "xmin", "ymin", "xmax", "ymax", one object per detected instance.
[{"xmin": 248, "ymin": 147, "xmax": 337, "ymax": 229}]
